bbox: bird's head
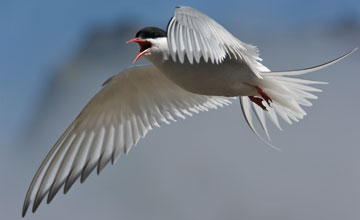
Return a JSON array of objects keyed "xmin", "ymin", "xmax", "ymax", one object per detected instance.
[{"xmin": 127, "ymin": 27, "xmax": 167, "ymax": 64}]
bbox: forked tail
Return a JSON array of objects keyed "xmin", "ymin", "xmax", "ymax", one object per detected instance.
[{"xmin": 240, "ymin": 48, "xmax": 357, "ymax": 149}]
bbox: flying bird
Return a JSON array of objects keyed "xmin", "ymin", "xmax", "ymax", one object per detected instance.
[{"xmin": 22, "ymin": 6, "xmax": 356, "ymax": 217}]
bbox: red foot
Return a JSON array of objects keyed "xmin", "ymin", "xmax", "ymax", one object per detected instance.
[
  {"xmin": 255, "ymin": 86, "xmax": 272, "ymax": 105},
  {"xmin": 249, "ymin": 96, "xmax": 267, "ymax": 110}
]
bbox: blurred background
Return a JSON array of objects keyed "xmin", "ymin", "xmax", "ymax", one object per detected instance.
[{"xmin": 1, "ymin": 0, "xmax": 360, "ymax": 219}]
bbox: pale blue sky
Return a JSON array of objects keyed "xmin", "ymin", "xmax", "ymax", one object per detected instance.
[{"xmin": 1, "ymin": 1, "xmax": 359, "ymax": 146}]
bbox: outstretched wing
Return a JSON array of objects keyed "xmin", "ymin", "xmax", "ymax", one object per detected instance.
[
  {"xmin": 167, "ymin": 6, "xmax": 263, "ymax": 78},
  {"xmin": 22, "ymin": 65, "xmax": 231, "ymax": 216}
]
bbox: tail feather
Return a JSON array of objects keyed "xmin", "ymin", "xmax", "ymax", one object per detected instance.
[
  {"xmin": 240, "ymin": 97, "xmax": 281, "ymax": 151},
  {"xmin": 240, "ymin": 48, "xmax": 357, "ymax": 147},
  {"xmin": 251, "ymin": 103, "xmax": 270, "ymax": 140},
  {"xmin": 265, "ymin": 48, "xmax": 357, "ymax": 76}
]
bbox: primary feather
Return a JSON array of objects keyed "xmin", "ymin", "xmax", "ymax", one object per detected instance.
[{"xmin": 22, "ymin": 65, "xmax": 231, "ymax": 217}]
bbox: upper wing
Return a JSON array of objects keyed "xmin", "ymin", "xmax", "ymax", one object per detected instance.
[
  {"xmin": 167, "ymin": 6, "xmax": 263, "ymax": 77},
  {"xmin": 22, "ymin": 65, "xmax": 231, "ymax": 216}
]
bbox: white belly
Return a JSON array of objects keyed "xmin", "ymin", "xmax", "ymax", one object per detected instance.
[{"xmin": 153, "ymin": 57, "xmax": 259, "ymax": 97}]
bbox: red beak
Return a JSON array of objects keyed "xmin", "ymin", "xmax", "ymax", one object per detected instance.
[{"xmin": 126, "ymin": 38, "xmax": 153, "ymax": 64}]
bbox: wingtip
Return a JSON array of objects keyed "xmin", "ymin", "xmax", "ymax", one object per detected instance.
[
  {"xmin": 47, "ymin": 183, "xmax": 62, "ymax": 205},
  {"xmin": 22, "ymin": 203, "xmax": 29, "ymax": 218},
  {"xmin": 63, "ymin": 181, "xmax": 73, "ymax": 194},
  {"xmin": 32, "ymin": 198, "xmax": 42, "ymax": 215},
  {"xmin": 81, "ymin": 162, "xmax": 98, "ymax": 183},
  {"xmin": 64, "ymin": 170, "xmax": 77, "ymax": 194}
]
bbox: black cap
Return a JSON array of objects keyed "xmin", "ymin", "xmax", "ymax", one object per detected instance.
[{"xmin": 135, "ymin": 27, "xmax": 167, "ymax": 39}]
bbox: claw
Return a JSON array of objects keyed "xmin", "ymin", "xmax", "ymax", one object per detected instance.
[
  {"xmin": 255, "ymin": 86, "xmax": 272, "ymax": 105},
  {"xmin": 249, "ymin": 96, "xmax": 267, "ymax": 110}
]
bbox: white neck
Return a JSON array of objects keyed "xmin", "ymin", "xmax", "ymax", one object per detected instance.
[{"xmin": 144, "ymin": 37, "xmax": 170, "ymax": 65}]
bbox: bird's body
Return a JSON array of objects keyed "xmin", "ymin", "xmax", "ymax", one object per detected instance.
[
  {"xmin": 22, "ymin": 5, "xmax": 357, "ymax": 217},
  {"xmin": 159, "ymin": 57, "xmax": 258, "ymax": 96},
  {"xmin": 147, "ymin": 38, "xmax": 258, "ymax": 97}
]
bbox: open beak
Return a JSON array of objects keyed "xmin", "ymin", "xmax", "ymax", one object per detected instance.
[{"xmin": 126, "ymin": 38, "xmax": 153, "ymax": 64}]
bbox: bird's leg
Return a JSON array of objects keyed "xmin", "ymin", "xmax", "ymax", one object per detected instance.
[
  {"xmin": 255, "ymin": 86, "xmax": 272, "ymax": 105},
  {"xmin": 249, "ymin": 96, "xmax": 267, "ymax": 110}
]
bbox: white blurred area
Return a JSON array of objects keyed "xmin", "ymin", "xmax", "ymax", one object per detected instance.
[{"xmin": 1, "ymin": 2, "xmax": 360, "ymax": 220}]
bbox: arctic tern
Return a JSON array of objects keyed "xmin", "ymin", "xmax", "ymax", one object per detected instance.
[{"xmin": 22, "ymin": 6, "xmax": 357, "ymax": 216}]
